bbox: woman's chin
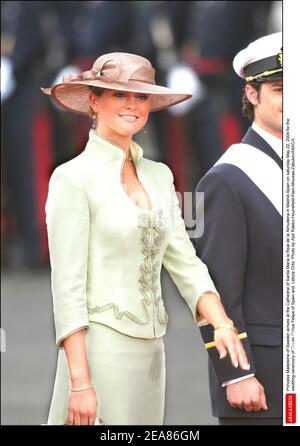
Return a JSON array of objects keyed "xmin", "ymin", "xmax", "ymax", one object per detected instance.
[{"xmin": 119, "ymin": 124, "xmax": 144, "ymax": 137}]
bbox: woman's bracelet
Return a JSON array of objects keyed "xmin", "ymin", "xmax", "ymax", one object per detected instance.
[
  {"xmin": 214, "ymin": 323, "xmax": 238, "ymax": 334},
  {"xmin": 71, "ymin": 384, "xmax": 94, "ymax": 392}
]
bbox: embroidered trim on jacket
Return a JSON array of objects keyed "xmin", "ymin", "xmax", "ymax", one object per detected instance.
[
  {"xmin": 138, "ymin": 210, "xmax": 168, "ymax": 325},
  {"xmin": 88, "ymin": 301, "xmax": 150, "ymax": 324}
]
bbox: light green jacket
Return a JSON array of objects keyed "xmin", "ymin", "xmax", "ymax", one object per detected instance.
[{"xmin": 45, "ymin": 130, "xmax": 218, "ymax": 348}]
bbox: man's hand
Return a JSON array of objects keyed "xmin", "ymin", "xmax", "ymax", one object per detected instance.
[{"xmin": 226, "ymin": 376, "xmax": 268, "ymax": 412}]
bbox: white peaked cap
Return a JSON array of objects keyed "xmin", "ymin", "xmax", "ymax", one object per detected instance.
[{"xmin": 233, "ymin": 32, "xmax": 282, "ymax": 82}]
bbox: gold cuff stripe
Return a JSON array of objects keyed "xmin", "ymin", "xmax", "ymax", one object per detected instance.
[
  {"xmin": 245, "ymin": 68, "xmax": 282, "ymax": 82},
  {"xmin": 205, "ymin": 332, "xmax": 247, "ymax": 349}
]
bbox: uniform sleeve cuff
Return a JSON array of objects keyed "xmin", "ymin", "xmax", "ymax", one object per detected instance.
[{"xmin": 222, "ymin": 373, "xmax": 255, "ymax": 387}]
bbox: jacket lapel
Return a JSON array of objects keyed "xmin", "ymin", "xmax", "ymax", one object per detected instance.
[{"xmin": 242, "ymin": 127, "xmax": 282, "ymax": 169}]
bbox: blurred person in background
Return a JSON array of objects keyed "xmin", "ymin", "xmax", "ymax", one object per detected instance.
[
  {"xmin": 179, "ymin": 1, "xmax": 275, "ymax": 184},
  {"xmin": 144, "ymin": 1, "xmax": 279, "ymax": 195},
  {"xmin": 42, "ymin": 52, "xmax": 250, "ymax": 425},
  {"xmin": 2, "ymin": 1, "xmax": 47, "ymax": 269},
  {"xmin": 1, "ymin": 1, "xmax": 90, "ymax": 269},
  {"xmin": 193, "ymin": 32, "xmax": 283, "ymax": 425},
  {"xmin": 140, "ymin": 0, "xmax": 196, "ymax": 195}
]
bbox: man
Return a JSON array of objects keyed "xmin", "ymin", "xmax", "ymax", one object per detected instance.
[{"xmin": 193, "ymin": 32, "xmax": 282, "ymax": 425}]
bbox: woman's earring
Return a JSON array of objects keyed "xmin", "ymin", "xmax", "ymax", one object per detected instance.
[
  {"xmin": 92, "ymin": 112, "xmax": 97, "ymax": 129},
  {"xmin": 89, "ymin": 107, "xmax": 97, "ymax": 129}
]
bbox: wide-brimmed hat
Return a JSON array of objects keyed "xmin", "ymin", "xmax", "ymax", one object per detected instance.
[
  {"xmin": 233, "ymin": 32, "xmax": 282, "ymax": 83},
  {"xmin": 41, "ymin": 52, "xmax": 192, "ymax": 115}
]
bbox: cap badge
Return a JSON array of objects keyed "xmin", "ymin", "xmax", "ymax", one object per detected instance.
[{"xmin": 277, "ymin": 51, "xmax": 283, "ymax": 68}]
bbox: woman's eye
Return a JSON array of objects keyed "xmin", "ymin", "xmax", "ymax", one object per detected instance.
[
  {"xmin": 137, "ymin": 95, "xmax": 149, "ymax": 101},
  {"xmin": 113, "ymin": 92, "xmax": 149, "ymax": 100}
]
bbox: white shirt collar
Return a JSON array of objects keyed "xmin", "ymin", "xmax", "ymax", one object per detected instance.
[{"xmin": 252, "ymin": 122, "xmax": 282, "ymax": 160}]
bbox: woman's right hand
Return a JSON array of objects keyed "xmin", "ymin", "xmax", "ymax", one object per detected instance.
[{"xmin": 67, "ymin": 387, "xmax": 98, "ymax": 425}]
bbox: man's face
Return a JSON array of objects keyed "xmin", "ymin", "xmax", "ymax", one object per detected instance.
[{"xmin": 246, "ymin": 80, "xmax": 282, "ymax": 138}]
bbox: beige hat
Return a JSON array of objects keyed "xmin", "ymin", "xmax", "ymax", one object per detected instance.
[{"xmin": 41, "ymin": 52, "xmax": 192, "ymax": 115}]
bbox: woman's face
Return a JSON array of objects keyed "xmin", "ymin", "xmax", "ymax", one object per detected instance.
[{"xmin": 90, "ymin": 89, "xmax": 150, "ymax": 141}]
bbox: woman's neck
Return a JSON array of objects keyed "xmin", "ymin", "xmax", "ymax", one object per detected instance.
[{"xmin": 95, "ymin": 128, "xmax": 131, "ymax": 157}]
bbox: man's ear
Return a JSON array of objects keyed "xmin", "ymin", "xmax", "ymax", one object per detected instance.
[{"xmin": 245, "ymin": 84, "xmax": 259, "ymax": 106}]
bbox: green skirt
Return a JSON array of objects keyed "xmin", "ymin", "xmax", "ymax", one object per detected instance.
[{"xmin": 47, "ymin": 322, "xmax": 166, "ymax": 425}]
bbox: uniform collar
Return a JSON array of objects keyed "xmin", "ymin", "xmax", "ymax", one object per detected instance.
[
  {"xmin": 85, "ymin": 129, "xmax": 144, "ymax": 168},
  {"xmin": 252, "ymin": 122, "xmax": 282, "ymax": 160}
]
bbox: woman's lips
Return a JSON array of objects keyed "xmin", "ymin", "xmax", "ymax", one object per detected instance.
[{"xmin": 119, "ymin": 115, "xmax": 139, "ymax": 122}]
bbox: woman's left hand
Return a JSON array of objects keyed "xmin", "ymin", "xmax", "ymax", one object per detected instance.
[
  {"xmin": 214, "ymin": 324, "xmax": 250, "ymax": 371},
  {"xmin": 196, "ymin": 292, "xmax": 250, "ymax": 370}
]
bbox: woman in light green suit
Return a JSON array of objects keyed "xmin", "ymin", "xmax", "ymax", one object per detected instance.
[{"xmin": 42, "ymin": 52, "xmax": 250, "ymax": 425}]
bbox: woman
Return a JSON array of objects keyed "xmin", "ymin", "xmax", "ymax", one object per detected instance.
[{"xmin": 42, "ymin": 52, "xmax": 249, "ymax": 425}]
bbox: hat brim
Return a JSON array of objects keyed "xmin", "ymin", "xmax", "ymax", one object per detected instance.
[{"xmin": 41, "ymin": 79, "xmax": 192, "ymax": 115}]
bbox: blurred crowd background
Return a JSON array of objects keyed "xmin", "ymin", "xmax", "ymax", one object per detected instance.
[{"xmin": 1, "ymin": 0, "xmax": 281, "ymax": 271}]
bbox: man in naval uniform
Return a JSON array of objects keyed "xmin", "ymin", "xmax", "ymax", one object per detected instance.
[{"xmin": 193, "ymin": 32, "xmax": 283, "ymax": 425}]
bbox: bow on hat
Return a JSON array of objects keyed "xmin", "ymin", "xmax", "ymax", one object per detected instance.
[{"xmin": 63, "ymin": 59, "xmax": 155, "ymax": 85}]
